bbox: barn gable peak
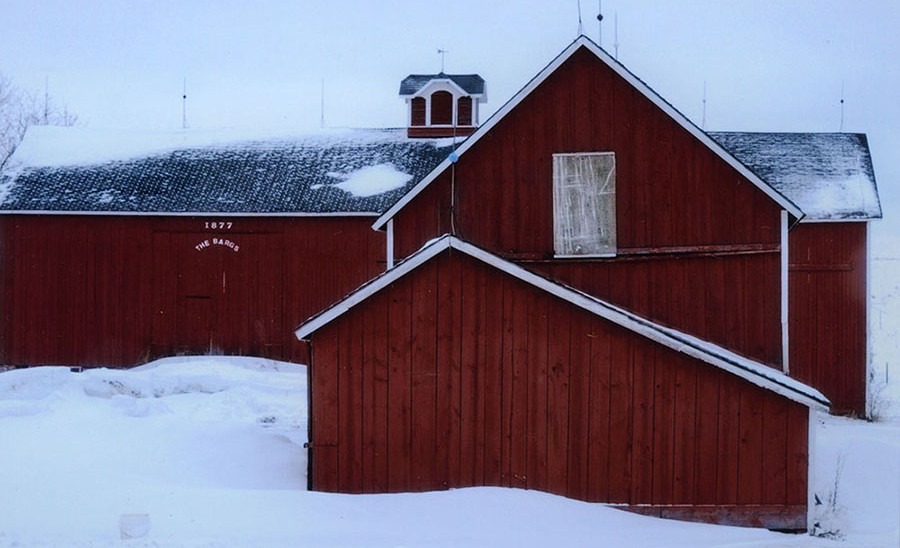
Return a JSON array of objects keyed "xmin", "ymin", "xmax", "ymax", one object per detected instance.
[
  {"xmin": 375, "ymin": 36, "xmax": 806, "ymax": 230},
  {"xmin": 399, "ymin": 73, "xmax": 486, "ymax": 139}
]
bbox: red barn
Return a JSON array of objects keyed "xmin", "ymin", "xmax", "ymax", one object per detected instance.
[
  {"xmin": 297, "ymin": 36, "xmax": 880, "ymax": 529},
  {"xmin": 0, "ymin": 128, "xmax": 453, "ymax": 366},
  {"xmin": 374, "ymin": 38, "xmax": 880, "ymax": 416},
  {"xmin": 297, "ymin": 236, "xmax": 826, "ymax": 529}
]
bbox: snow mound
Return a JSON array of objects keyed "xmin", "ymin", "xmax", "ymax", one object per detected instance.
[
  {"xmin": 0, "ymin": 357, "xmax": 308, "ymax": 496},
  {"xmin": 812, "ymin": 415, "xmax": 900, "ymax": 543},
  {"xmin": 0, "ymin": 354, "xmax": 898, "ymax": 547}
]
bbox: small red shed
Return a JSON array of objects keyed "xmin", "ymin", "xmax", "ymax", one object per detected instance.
[{"xmin": 297, "ymin": 235, "xmax": 828, "ymax": 530}]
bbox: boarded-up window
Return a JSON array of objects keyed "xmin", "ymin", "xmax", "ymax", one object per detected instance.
[
  {"xmin": 431, "ymin": 91, "xmax": 453, "ymax": 125},
  {"xmin": 457, "ymin": 96, "xmax": 473, "ymax": 126},
  {"xmin": 411, "ymin": 97, "xmax": 426, "ymax": 126},
  {"xmin": 553, "ymin": 152, "xmax": 616, "ymax": 256}
]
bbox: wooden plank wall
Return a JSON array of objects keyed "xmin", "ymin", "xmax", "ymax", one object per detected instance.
[
  {"xmin": 789, "ymin": 222, "xmax": 868, "ymax": 415},
  {"xmin": 0, "ymin": 215, "xmax": 383, "ymax": 367},
  {"xmin": 530, "ymin": 251, "xmax": 783, "ymax": 366},
  {"xmin": 389, "ymin": 45, "xmax": 785, "ymax": 370},
  {"xmin": 309, "ymin": 249, "xmax": 809, "ymax": 528}
]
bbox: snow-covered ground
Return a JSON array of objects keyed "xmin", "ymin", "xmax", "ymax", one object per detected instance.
[
  {"xmin": 0, "ymin": 267, "xmax": 898, "ymax": 547},
  {"xmin": 870, "ymin": 255, "xmax": 900, "ymax": 421}
]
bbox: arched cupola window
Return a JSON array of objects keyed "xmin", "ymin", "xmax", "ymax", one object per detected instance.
[
  {"xmin": 430, "ymin": 91, "xmax": 453, "ymax": 125},
  {"xmin": 457, "ymin": 96, "xmax": 473, "ymax": 126},
  {"xmin": 410, "ymin": 97, "xmax": 426, "ymax": 126}
]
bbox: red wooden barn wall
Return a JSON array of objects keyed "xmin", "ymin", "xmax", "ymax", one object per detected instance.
[
  {"xmin": 308, "ymin": 249, "xmax": 809, "ymax": 529},
  {"xmin": 528, "ymin": 252, "xmax": 782, "ymax": 366},
  {"xmin": 390, "ymin": 45, "xmax": 784, "ymax": 367},
  {"xmin": 789, "ymin": 222, "xmax": 868, "ymax": 415},
  {"xmin": 0, "ymin": 214, "xmax": 384, "ymax": 367}
]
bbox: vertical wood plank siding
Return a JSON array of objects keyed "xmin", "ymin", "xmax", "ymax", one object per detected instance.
[
  {"xmin": 530, "ymin": 253, "xmax": 782, "ymax": 366},
  {"xmin": 391, "ymin": 46, "xmax": 784, "ymax": 368},
  {"xmin": 308, "ymin": 249, "xmax": 808, "ymax": 528},
  {"xmin": 0, "ymin": 215, "xmax": 384, "ymax": 367},
  {"xmin": 789, "ymin": 222, "xmax": 868, "ymax": 415}
]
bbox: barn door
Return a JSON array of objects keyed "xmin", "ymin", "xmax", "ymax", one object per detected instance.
[
  {"xmin": 217, "ymin": 233, "xmax": 285, "ymax": 357},
  {"xmin": 152, "ymin": 230, "xmax": 285, "ymax": 359},
  {"xmin": 175, "ymin": 235, "xmax": 224, "ymax": 354}
]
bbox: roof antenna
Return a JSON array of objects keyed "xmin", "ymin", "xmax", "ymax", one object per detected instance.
[
  {"xmin": 577, "ymin": 0, "xmax": 584, "ymax": 36},
  {"xmin": 839, "ymin": 80, "xmax": 845, "ymax": 132},
  {"xmin": 597, "ymin": 1, "xmax": 603, "ymax": 46},
  {"xmin": 43, "ymin": 76, "xmax": 49, "ymax": 124},
  {"xmin": 702, "ymin": 81, "xmax": 707, "ymax": 130},
  {"xmin": 437, "ymin": 48, "xmax": 448, "ymax": 73},
  {"xmin": 181, "ymin": 77, "xmax": 188, "ymax": 129},
  {"xmin": 320, "ymin": 78, "xmax": 326, "ymax": 129},
  {"xmin": 614, "ymin": 12, "xmax": 619, "ymax": 59}
]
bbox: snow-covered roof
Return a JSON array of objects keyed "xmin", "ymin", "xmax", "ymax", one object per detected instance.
[
  {"xmin": 0, "ymin": 126, "xmax": 455, "ymax": 215},
  {"xmin": 296, "ymin": 234, "xmax": 829, "ymax": 411},
  {"xmin": 711, "ymin": 132, "xmax": 881, "ymax": 221},
  {"xmin": 399, "ymin": 73, "xmax": 485, "ymax": 96}
]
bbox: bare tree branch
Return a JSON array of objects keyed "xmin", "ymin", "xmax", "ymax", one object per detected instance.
[{"xmin": 0, "ymin": 72, "xmax": 78, "ymax": 170}]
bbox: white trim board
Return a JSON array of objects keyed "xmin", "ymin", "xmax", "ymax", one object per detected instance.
[
  {"xmin": 296, "ymin": 234, "xmax": 828, "ymax": 411},
  {"xmin": 0, "ymin": 210, "xmax": 379, "ymax": 218},
  {"xmin": 807, "ymin": 407, "xmax": 819, "ymax": 534},
  {"xmin": 865, "ymin": 222, "xmax": 873, "ymax": 418},
  {"xmin": 404, "ymin": 78, "xmax": 474, "ymax": 100},
  {"xmin": 798, "ymin": 217, "xmax": 875, "ymax": 224},
  {"xmin": 373, "ymin": 35, "xmax": 804, "ymax": 231},
  {"xmin": 386, "ymin": 219, "xmax": 395, "ymax": 269},
  {"xmin": 781, "ymin": 210, "xmax": 790, "ymax": 374}
]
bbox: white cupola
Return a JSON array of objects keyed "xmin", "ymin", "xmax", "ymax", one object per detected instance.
[{"xmin": 399, "ymin": 73, "xmax": 486, "ymax": 138}]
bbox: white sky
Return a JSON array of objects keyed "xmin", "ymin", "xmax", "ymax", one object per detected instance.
[{"xmin": 1, "ymin": 0, "xmax": 897, "ymax": 230}]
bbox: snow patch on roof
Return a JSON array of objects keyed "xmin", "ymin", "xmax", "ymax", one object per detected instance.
[
  {"xmin": 10, "ymin": 126, "xmax": 248, "ymax": 169},
  {"xmin": 796, "ymin": 172, "xmax": 880, "ymax": 220},
  {"xmin": 329, "ymin": 164, "xmax": 413, "ymax": 197},
  {"xmin": 7, "ymin": 125, "xmax": 419, "ymax": 170},
  {"xmin": 711, "ymin": 132, "xmax": 881, "ymax": 220}
]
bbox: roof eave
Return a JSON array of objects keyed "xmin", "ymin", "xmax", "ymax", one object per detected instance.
[
  {"xmin": 798, "ymin": 214, "xmax": 881, "ymax": 223},
  {"xmin": 0, "ymin": 209, "xmax": 381, "ymax": 217}
]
